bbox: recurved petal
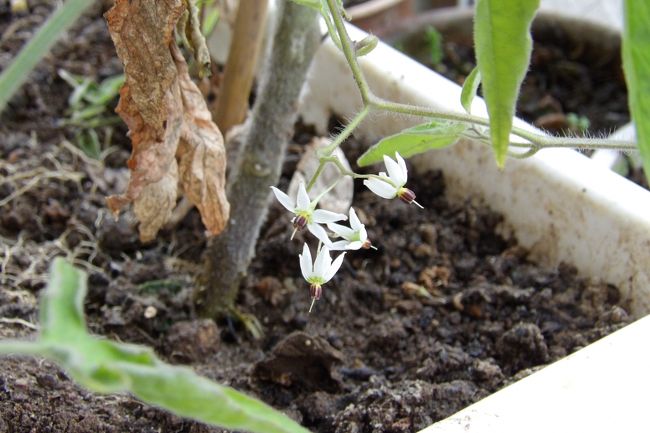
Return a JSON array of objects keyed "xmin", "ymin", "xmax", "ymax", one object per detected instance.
[
  {"xmin": 296, "ymin": 181, "xmax": 310, "ymax": 210},
  {"xmin": 364, "ymin": 178, "xmax": 398, "ymax": 199},
  {"xmin": 299, "ymin": 243, "xmax": 312, "ymax": 280},
  {"xmin": 359, "ymin": 225, "xmax": 368, "ymax": 242},
  {"xmin": 313, "ymin": 209, "xmax": 347, "ymax": 224},
  {"xmin": 384, "ymin": 154, "xmax": 406, "ymax": 186},
  {"xmin": 327, "ymin": 222, "xmax": 355, "ymax": 239},
  {"xmin": 329, "ymin": 240, "xmax": 351, "ymax": 251},
  {"xmin": 271, "ymin": 186, "xmax": 295, "ymax": 211},
  {"xmin": 308, "ymin": 223, "xmax": 333, "ymax": 246},
  {"xmin": 324, "ymin": 251, "xmax": 346, "ymax": 283},
  {"xmin": 314, "ymin": 245, "xmax": 332, "ymax": 278},
  {"xmin": 347, "ymin": 241, "xmax": 364, "ymax": 251},
  {"xmin": 395, "ymin": 152, "xmax": 408, "ymax": 181},
  {"xmin": 349, "ymin": 207, "xmax": 362, "ymax": 230}
]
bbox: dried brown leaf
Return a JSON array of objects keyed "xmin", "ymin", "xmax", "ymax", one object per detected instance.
[
  {"xmin": 174, "ymin": 44, "xmax": 229, "ymax": 235},
  {"xmin": 105, "ymin": 0, "xmax": 229, "ymax": 241}
]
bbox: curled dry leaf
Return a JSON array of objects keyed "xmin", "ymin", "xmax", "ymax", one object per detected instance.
[{"xmin": 105, "ymin": 0, "xmax": 229, "ymax": 242}]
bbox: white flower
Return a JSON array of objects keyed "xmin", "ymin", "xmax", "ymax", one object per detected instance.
[
  {"xmin": 327, "ymin": 207, "xmax": 373, "ymax": 250},
  {"xmin": 271, "ymin": 181, "xmax": 347, "ymax": 244},
  {"xmin": 363, "ymin": 152, "xmax": 423, "ymax": 208},
  {"xmin": 299, "ymin": 243, "xmax": 346, "ymax": 312}
]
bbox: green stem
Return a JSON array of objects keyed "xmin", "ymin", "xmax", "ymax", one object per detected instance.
[
  {"xmin": 373, "ymin": 98, "xmax": 637, "ymax": 151},
  {"xmin": 306, "ymin": 161, "xmax": 327, "ymax": 192},
  {"xmin": 320, "ymin": 5, "xmax": 637, "ymax": 154},
  {"xmin": 321, "ymin": 106, "xmax": 370, "ymax": 156},
  {"xmin": 307, "ymin": 106, "xmax": 369, "ymax": 191},
  {"xmin": 320, "ymin": 155, "xmax": 398, "ymax": 187},
  {"xmin": 324, "ymin": 0, "xmax": 371, "ymax": 103},
  {"xmin": 0, "ymin": 0, "xmax": 96, "ymax": 113}
]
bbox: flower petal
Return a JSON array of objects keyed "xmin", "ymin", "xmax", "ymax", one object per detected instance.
[
  {"xmin": 364, "ymin": 178, "xmax": 397, "ymax": 199},
  {"xmin": 314, "ymin": 245, "xmax": 332, "ymax": 278},
  {"xmin": 395, "ymin": 152, "xmax": 408, "ymax": 181},
  {"xmin": 359, "ymin": 225, "xmax": 368, "ymax": 242},
  {"xmin": 299, "ymin": 243, "xmax": 312, "ymax": 280},
  {"xmin": 384, "ymin": 154, "xmax": 406, "ymax": 186},
  {"xmin": 349, "ymin": 207, "xmax": 362, "ymax": 231},
  {"xmin": 308, "ymin": 223, "xmax": 333, "ymax": 246},
  {"xmin": 296, "ymin": 182, "xmax": 310, "ymax": 210},
  {"xmin": 313, "ymin": 209, "xmax": 347, "ymax": 224},
  {"xmin": 327, "ymin": 222, "xmax": 355, "ymax": 239},
  {"xmin": 329, "ymin": 240, "xmax": 351, "ymax": 251},
  {"xmin": 345, "ymin": 241, "xmax": 364, "ymax": 250},
  {"xmin": 271, "ymin": 186, "xmax": 295, "ymax": 211},
  {"xmin": 324, "ymin": 251, "xmax": 346, "ymax": 283}
]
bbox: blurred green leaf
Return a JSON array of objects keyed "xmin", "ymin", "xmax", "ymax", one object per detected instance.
[
  {"xmin": 202, "ymin": 8, "xmax": 220, "ymax": 35},
  {"xmin": 75, "ymin": 129, "xmax": 102, "ymax": 159},
  {"xmin": 357, "ymin": 121, "xmax": 466, "ymax": 166},
  {"xmin": 0, "ymin": 259, "xmax": 311, "ymax": 433},
  {"xmin": 424, "ymin": 26, "xmax": 444, "ymax": 65},
  {"xmin": 474, "ymin": 0, "xmax": 539, "ymax": 167},
  {"xmin": 86, "ymin": 74, "xmax": 125, "ymax": 106},
  {"xmin": 460, "ymin": 66, "xmax": 481, "ymax": 114},
  {"xmin": 622, "ymin": 0, "xmax": 650, "ymax": 186},
  {"xmin": 0, "ymin": 0, "xmax": 96, "ymax": 113}
]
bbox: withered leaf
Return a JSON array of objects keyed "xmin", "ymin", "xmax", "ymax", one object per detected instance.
[{"xmin": 105, "ymin": 0, "xmax": 229, "ymax": 241}]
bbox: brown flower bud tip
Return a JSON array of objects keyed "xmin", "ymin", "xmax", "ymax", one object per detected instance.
[
  {"xmin": 362, "ymin": 239, "xmax": 373, "ymax": 249},
  {"xmin": 398, "ymin": 188, "xmax": 423, "ymax": 209}
]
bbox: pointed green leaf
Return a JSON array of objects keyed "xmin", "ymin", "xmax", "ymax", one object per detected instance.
[
  {"xmin": 474, "ymin": 0, "xmax": 540, "ymax": 167},
  {"xmin": 0, "ymin": 258, "xmax": 311, "ymax": 433},
  {"xmin": 0, "ymin": 0, "xmax": 96, "ymax": 113},
  {"xmin": 622, "ymin": 0, "xmax": 650, "ymax": 186},
  {"xmin": 460, "ymin": 67, "xmax": 481, "ymax": 114},
  {"xmin": 357, "ymin": 121, "xmax": 466, "ymax": 167}
]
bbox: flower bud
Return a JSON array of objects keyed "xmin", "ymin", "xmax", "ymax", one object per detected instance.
[
  {"xmin": 397, "ymin": 187, "xmax": 416, "ymax": 204},
  {"xmin": 355, "ymin": 35, "xmax": 378, "ymax": 57}
]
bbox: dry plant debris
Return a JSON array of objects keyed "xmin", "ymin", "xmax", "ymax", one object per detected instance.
[{"xmin": 104, "ymin": 0, "xmax": 229, "ymax": 242}]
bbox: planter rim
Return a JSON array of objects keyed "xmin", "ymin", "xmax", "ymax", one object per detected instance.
[
  {"xmin": 384, "ymin": 6, "xmax": 621, "ymax": 47},
  {"xmin": 347, "ymin": 0, "xmax": 407, "ymax": 21}
]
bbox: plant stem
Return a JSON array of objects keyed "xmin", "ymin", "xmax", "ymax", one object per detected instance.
[
  {"xmin": 325, "ymin": 0, "xmax": 371, "ymax": 104},
  {"xmin": 320, "ymin": 2, "xmax": 638, "ymax": 154},
  {"xmin": 196, "ymin": 0, "xmax": 319, "ymax": 320},
  {"xmin": 0, "ymin": 0, "xmax": 95, "ymax": 113},
  {"xmin": 213, "ymin": 0, "xmax": 269, "ymax": 133},
  {"xmin": 321, "ymin": 106, "xmax": 370, "ymax": 156}
]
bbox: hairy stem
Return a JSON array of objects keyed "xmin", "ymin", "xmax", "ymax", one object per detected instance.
[
  {"xmin": 196, "ymin": 1, "xmax": 319, "ymax": 319},
  {"xmin": 321, "ymin": 2, "xmax": 637, "ymax": 153}
]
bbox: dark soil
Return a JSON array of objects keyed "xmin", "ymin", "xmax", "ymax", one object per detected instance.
[
  {"xmin": 0, "ymin": 3, "xmax": 632, "ymax": 433},
  {"xmin": 390, "ymin": 13, "xmax": 630, "ymax": 137}
]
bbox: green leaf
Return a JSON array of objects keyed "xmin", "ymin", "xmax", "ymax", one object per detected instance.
[
  {"xmin": 622, "ymin": 0, "xmax": 650, "ymax": 186},
  {"xmin": 291, "ymin": 0, "xmax": 322, "ymax": 11},
  {"xmin": 460, "ymin": 67, "xmax": 481, "ymax": 114},
  {"xmin": 357, "ymin": 121, "xmax": 466, "ymax": 166},
  {"xmin": 0, "ymin": 258, "xmax": 311, "ymax": 433},
  {"xmin": 39, "ymin": 258, "xmax": 88, "ymax": 343},
  {"xmin": 0, "ymin": 0, "xmax": 96, "ymax": 113},
  {"xmin": 474, "ymin": 0, "xmax": 540, "ymax": 167}
]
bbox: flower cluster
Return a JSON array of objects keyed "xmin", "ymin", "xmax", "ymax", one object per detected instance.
[{"xmin": 271, "ymin": 152, "xmax": 420, "ymax": 311}]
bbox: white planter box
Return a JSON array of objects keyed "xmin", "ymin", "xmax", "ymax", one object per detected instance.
[{"xmin": 300, "ymin": 23, "xmax": 650, "ymax": 433}]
